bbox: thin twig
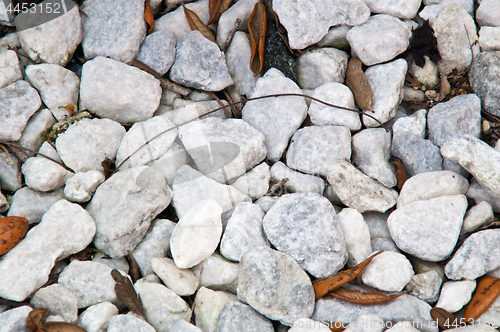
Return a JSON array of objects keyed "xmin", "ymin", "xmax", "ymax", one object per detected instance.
[
  {"xmin": 0, "ymin": 141, "xmax": 73, "ymax": 172},
  {"xmin": 221, "ymin": 18, "xmax": 241, "ymax": 52}
]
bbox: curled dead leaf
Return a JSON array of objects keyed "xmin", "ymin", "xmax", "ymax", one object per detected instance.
[
  {"xmin": 27, "ymin": 308, "xmax": 87, "ymax": 332},
  {"xmin": 329, "ymin": 287, "xmax": 406, "ymax": 304},
  {"xmin": 248, "ymin": 2, "xmax": 266, "ymax": 76},
  {"xmin": 313, "ymin": 250, "xmax": 384, "ymax": 300},
  {"xmin": 208, "ymin": 0, "xmax": 232, "ymax": 26},
  {"xmin": 329, "ymin": 323, "xmax": 347, "ymax": 332},
  {"xmin": 27, "ymin": 308, "xmax": 47, "ymax": 331},
  {"xmin": 438, "ymin": 73, "xmax": 451, "ymax": 102},
  {"xmin": 0, "ymin": 216, "xmax": 29, "ymax": 256},
  {"xmin": 144, "ymin": 0, "xmax": 155, "ymax": 34},
  {"xmin": 464, "ymin": 276, "xmax": 500, "ymax": 321},
  {"xmin": 430, "ymin": 307, "xmax": 460, "ymax": 330},
  {"xmin": 345, "ymin": 57, "xmax": 373, "ymax": 111},
  {"xmin": 183, "ymin": 4, "xmax": 216, "ymax": 43},
  {"xmin": 111, "ymin": 269, "xmax": 147, "ymax": 319},
  {"xmin": 390, "ymin": 157, "xmax": 407, "ymax": 190},
  {"xmin": 61, "ymin": 104, "xmax": 74, "ymax": 117}
]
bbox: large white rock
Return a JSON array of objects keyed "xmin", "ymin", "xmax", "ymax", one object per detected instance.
[
  {"xmin": 364, "ymin": 0, "xmax": 421, "ymax": 19},
  {"xmin": 7, "ymin": 187, "xmax": 64, "ymax": 224},
  {"xmin": 338, "ymin": 208, "xmax": 372, "ymax": 267},
  {"xmin": 362, "ymin": 251, "xmax": 414, "ymax": 292}
]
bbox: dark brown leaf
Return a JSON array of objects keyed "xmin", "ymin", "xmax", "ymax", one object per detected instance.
[
  {"xmin": 328, "ymin": 323, "xmax": 347, "ymax": 332},
  {"xmin": 144, "ymin": 0, "xmax": 155, "ymax": 34},
  {"xmin": 329, "ymin": 287, "xmax": 406, "ymax": 304},
  {"xmin": 43, "ymin": 322, "xmax": 87, "ymax": 332},
  {"xmin": 464, "ymin": 276, "xmax": 500, "ymax": 321},
  {"xmin": 345, "ymin": 57, "xmax": 373, "ymax": 111},
  {"xmin": 127, "ymin": 251, "xmax": 141, "ymax": 283},
  {"xmin": 390, "ymin": 157, "xmax": 407, "ymax": 190},
  {"xmin": 183, "ymin": 4, "xmax": 216, "ymax": 43},
  {"xmin": 248, "ymin": 2, "xmax": 266, "ymax": 76},
  {"xmin": 430, "ymin": 307, "xmax": 460, "ymax": 330},
  {"xmin": 208, "ymin": 0, "xmax": 232, "ymax": 25},
  {"xmin": 0, "ymin": 216, "xmax": 29, "ymax": 256},
  {"xmin": 111, "ymin": 269, "xmax": 147, "ymax": 319},
  {"xmin": 26, "ymin": 308, "xmax": 47, "ymax": 332},
  {"xmin": 313, "ymin": 250, "xmax": 384, "ymax": 300}
]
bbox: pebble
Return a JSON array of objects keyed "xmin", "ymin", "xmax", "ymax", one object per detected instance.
[
  {"xmin": 273, "ymin": 0, "xmax": 370, "ymax": 50},
  {"xmin": 0, "ymin": 80, "xmax": 42, "ymax": 141},
  {"xmin": 412, "ymin": 258, "xmax": 446, "ymax": 282},
  {"xmin": 87, "ymin": 166, "xmax": 172, "ymax": 258},
  {"xmin": 361, "ymin": 251, "xmax": 414, "ymax": 292},
  {"xmin": 241, "ymin": 68, "xmax": 308, "ymax": 161},
  {"xmin": 7, "ymin": 187, "xmax": 64, "ymax": 224},
  {"xmin": 397, "ymin": 171, "xmax": 469, "ymax": 208},
  {"xmin": 462, "ymin": 201, "xmax": 494, "ymax": 234},
  {"xmin": 431, "ymin": 4, "xmax": 479, "ymax": 75},
  {"xmin": 337, "ymin": 208, "xmax": 372, "ymax": 267},
  {"xmin": 0, "ymin": 50, "xmax": 22, "ymax": 89},
  {"xmin": 25, "ymin": 64, "xmax": 80, "ymax": 110},
  {"xmin": 371, "ymin": 237, "xmax": 401, "ymax": 253},
  {"xmin": 469, "ymin": 51, "xmax": 500, "ymax": 117},
  {"xmin": 347, "ymin": 15, "xmax": 411, "ymax": 66},
  {"xmin": 151, "ymin": 257, "xmax": 198, "ymax": 296},
  {"xmin": 475, "ymin": 0, "xmax": 500, "ymax": 27},
  {"xmin": 172, "ymin": 165, "xmax": 251, "ymax": 220},
  {"xmin": 170, "ymin": 199, "xmax": 223, "ymax": 269},
  {"xmin": 312, "ymin": 294, "xmax": 437, "ymax": 332},
  {"xmin": 107, "ymin": 314, "xmax": 156, "ymax": 332},
  {"xmin": 467, "ymin": 179, "xmax": 500, "ymax": 213},
  {"xmin": 64, "ymin": 171, "xmax": 105, "ymax": 203},
  {"xmin": 364, "ymin": 0, "xmax": 421, "ymax": 19},
  {"xmin": 17, "ymin": 5, "xmax": 82, "ymax": 66},
  {"xmin": 405, "ymin": 271, "xmax": 442, "ymax": 303},
  {"xmin": 263, "ymin": 193, "xmax": 347, "ymax": 278},
  {"xmin": 136, "ymin": 31, "xmax": 176, "ymax": 76},
  {"xmin": 364, "ymin": 212, "xmax": 391, "ymax": 239},
  {"xmin": 220, "ymin": 202, "xmax": 268, "ymax": 262},
  {"xmin": 0, "ymin": 150, "xmax": 22, "ymax": 191},
  {"xmin": 18, "ymin": 108, "xmax": 56, "ymax": 154},
  {"xmin": 225, "ymin": 32, "xmax": 258, "ymax": 97},
  {"xmin": 30, "ymin": 284, "xmax": 78, "ymax": 323},
  {"xmin": 308, "ymin": 82, "xmax": 361, "ymax": 131},
  {"xmin": 387, "ymin": 195, "xmax": 468, "ymax": 261},
  {"xmin": 296, "ymin": 48, "xmax": 348, "ymax": 90},
  {"xmin": 270, "ymin": 161, "xmax": 325, "ymax": 195},
  {"xmin": 392, "ymin": 109, "xmax": 427, "ymax": 138},
  {"xmin": 216, "ymin": 0, "xmax": 259, "ymax": 50},
  {"xmin": 194, "ymin": 287, "xmax": 238, "ymax": 332},
  {"xmin": 192, "ymin": 253, "xmax": 239, "ymax": 293},
  {"xmin": 134, "ymin": 281, "xmax": 192, "ymax": 332},
  {"xmin": 435, "ymin": 280, "xmax": 477, "ymax": 313},
  {"xmin": 363, "ymin": 59, "xmax": 408, "ymax": 127},
  {"xmin": 286, "ymin": 125, "xmax": 351, "ymax": 177},
  {"xmin": 255, "ymin": 196, "xmax": 279, "ymax": 213},
  {"xmin": 79, "ymin": 56, "xmax": 162, "ymax": 123},
  {"xmin": 0, "ymin": 200, "xmax": 95, "ymax": 302},
  {"xmin": 327, "ymin": 161, "xmax": 398, "ymax": 213},
  {"xmin": 344, "ymin": 314, "xmax": 385, "ymax": 332},
  {"xmin": 178, "ymin": 117, "xmax": 266, "ymax": 183},
  {"xmin": 132, "ymin": 218, "xmax": 176, "ymax": 276},
  {"xmin": 410, "ymin": 57, "xmax": 439, "ymax": 88},
  {"xmin": 78, "ymin": 302, "xmax": 118, "ymax": 332},
  {"xmin": 171, "ymin": 320, "xmax": 203, "ymax": 332},
  {"xmin": 445, "ymin": 229, "xmax": 500, "ymax": 280},
  {"xmin": 352, "ymin": 128, "xmax": 396, "ymax": 187},
  {"xmin": 215, "ymin": 302, "xmax": 274, "ymax": 332},
  {"xmin": 150, "ymin": 142, "xmax": 190, "ymax": 186},
  {"xmin": 170, "ymin": 31, "xmax": 233, "ymax": 91},
  {"xmin": 317, "ymin": 25, "xmax": 351, "ymax": 48},
  {"xmin": 237, "ymin": 246, "xmax": 315, "ymax": 326},
  {"xmin": 230, "ymin": 162, "xmax": 270, "ymax": 199},
  {"xmin": 478, "ymin": 27, "xmax": 500, "ymax": 51},
  {"xmin": 427, "ymin": 94, "xmax": 481, "ymax": 147},
  {"xmin": 0, "ymin": 306, "xmax": 32, "ymax": 332},
  {"xmin": 441, "ymin": 135, "xmax": 500, "ymax": 198}
]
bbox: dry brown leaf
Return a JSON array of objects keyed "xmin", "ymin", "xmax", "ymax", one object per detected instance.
[
  {"xmin": 0, "ymin": 216, "xmax": 29, "ymax": 256},
  {"xmin": 329, "ymin": 287, "xmax": 406, "ymax": 304},
  {"xmin": 313, "ymin": 250, "xmax": 384, "ymax": 300},
  {"xmin": 248, "ymin": 2, "xmax": 266, "ymax": 76},
  {"xmin": 345, "ymin": 57, "xmax": 373, "ymax": 111},
  {"xmin": 61, "ymin": 104, "xmax": 74, "ymax": 117},
  {"xmin": 183, "ymin": 4, "xmax": 216, "ymax": 43},
  {"xmin": 430, "ymin": 307, "xmax": 460, "ymax": 330},
  {"xmin": 329, "ymin": 323, "xmax": 347, "ymax": 332},
  {"xmin": 26, "ymin": 307, "xmax": 47, "ymax": 331},
  {"xmin": 208, "ymin": 0, "xmax": 232, "ymax": 25},
  {"xmin": 438, "ymin": 72, "xmax": 451, "ymax": 101},
  {"xmin": 43, "ymin": 322, "xmax": 87, "ymax": 332},
  {"xmin": 390, "ymin": 157, "xmax": 407, "ymax": 190},
  {"xmin": 111, "ymin": 269, "xmax": 147, "ymax": 319},
  {"xmin": 144, "ymin": 0, "xmax": 155, "ymax": 34},
  {"xmin": 26, "ymin": 308, "xmax": 87, "ymax": 332},
  {"xmin": 464, "ymin": 276, "xmax": 500, "ymax": 321},
  {"xmin": 127, "ymin": 251, "xmax": 141, "ymax": 283}
]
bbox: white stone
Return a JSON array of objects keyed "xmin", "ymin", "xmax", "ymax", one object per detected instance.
[
  {"xmin": 462, "ymin": 201, "xmax": 494, "ymax": 234},
  {"xmin": 0, "ymin": 306, "xmax": 32, "ymax": 332},
  {"xmin": 296, "ymin": 48, "xmax": 349, "ymax": 90},
  {"xmin": 405, "ymin": 271, "xmax": 442, "ymax": 303},
  {"xmin": 347, "ymin": 15, "xmax": 411, "ymax": 66},
  {"xmin": 230, "ymin": 162, "xmax": 270, "ymax": 199},
  {"xmin": 7, "ymin": 187, "xmax": 64, "ymax": 224},
  {"xmin": 0, "ymin": 50, "xmax": 21, "ymax": 89},
  {"xmin": 25, "ymin": 64, "xmax": 80, "ymax": 110},
  {"xmin": 55, "ymin": 118, "xmax": 125, "ymax": 173},
  {"xmin": 364, "ymin": 0, "xmax": 421, "ymax": 19},
  {"xmin": 392, "ymin": 109, "xmax": 427, "ymax": 138},
  {"xmin": 344, "ymin": 314, "xmax": 385, "ymax": 332},
  {"xmin": 79, "ymin": 302, "xmax": 118, "ymax": 332},
  {"xmin": 18, "ymin": 108, "xmax": 56, "ymax": 154},
  {"xmin": 289, "ymin": 318, "xmax": 332, "ymax": 332},
  {"xmin": 270, "ymin": 161, "xmax": 325, "ymax": 195},
  {"xmin": 216, "ymin": 0, "xmax": 259, "ymax": 50},
  {"xmin": 79, "ymin": 56, "xmax": 162, "ymax": 123},
  {"xmin": 64, "ymin": 171, "xmax": 105, "ymax": 203},
  {"xmin": 225, "ymin": 32, "xmax": 258, "ymax": 97},
  {"xmin": 155, "ymin": 0, "xmax": 209, "ymax": 42},
  {"xmin": 436, "ymin": 280, "xmax": 476, "ymax": 313},
  {"xmin": 338, "ymin": 208, "xmax": 372, "ymax": 267},
  {"xmin": 215, "ymin": 301, "xmax": 274, "ymax": 332},
  {"xmin": 477, "ymin": 294, "xmax": 500, "ymax": 328},
  {"xmin": 194, "ymin": 287, "xmax": 238, "ymax": 332},
  {"xmin": 136, "ymin": 31, "xmax": 176, "ymax": 76},
  {"xmin": 192, "ymin": 253, "xmax": 239, "ymax": 293},
  {"xmin": 476, "ymin": 0, "xmax": 500, "ymax": 27},
  {"xmin": 317, "ymin": 25, "xmax": 351, "ymax": 48},
  {"xmin": 467, "ymin": 179, "xmax": 500, "ymax": 213},
  {"xmin": 386, "ymin": 322, "xmax": 421, "ymax": 332},
  {"xmin": 478, "ymin": 27, "xmax": 500, "ymax": 51},
  {"xmin": 107, "ymin": 314, "xmax": 156, "ymax": 332},
  {"xmin": 308, "ymin": 82, "xmax": 361, "ymax": 131},
  {"xmin": 30, "ymin": 284, "xmax": 78, "ymax": 323},
  {"xmin": 361, "ymin": 251, "xmax": 414, "ymax": 292},
  {"xmin": 151, "ymin": 257, "xmax": 198, "ymax": 296}
]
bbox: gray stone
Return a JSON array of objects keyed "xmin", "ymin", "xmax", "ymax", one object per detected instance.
[
  {"xmin": 56, "ymin": 118, "xmax": 125, "ymax": 173},
  {"xmin": 255, "ymin": 196, "xmax": 278, "ymax": 213},
  {"xmin": 79, "ymin": 56, "xmax": 162, "ymax": 123},
  {"xmin": 18, "ymin": 108, "xmax": 56, "ymax": 154},
  {"xmin": 225, "ymin": 32, "xmax": 258, "ymax": 97},
  {"xmin": 436, "ymin": 280, "xmax": 476, "ymax": 313},
  {"xmin": 406, "ymin": 271, "xmax": 442, "ymax": 303},
  {"xmin": 327, "ymin": 161, "xmax": 398, "ymax": 213},
  {"xmin": 136, "ymin": 31, "xmax": 176, "ymax": 76},
  {"xmin": 152, "ymin": 257, "xmax": 198, "ymax": 296},
  {"xmin": 296, "ymin": 48, "xmax": 349, "ymax": 90},
  {"xmin": 462, "ymin": 201, "xmax": 494, "ymax": 234},
  {"xmin": 270, "ymin": 161, "xmax": 325, "ymax": 195},
  {"xmin": 237, "ymin": 246, "xmax": 315, "ymax": 326},
  {"xmin": 170, "ymin": 31, "xmax": 233, "ymax": 91},
  {"xmin": 192, "ymin": 253, "xmax": 239, "ymax": 294},
  {"xmin": 392, "ymin": 110, "xmax": 427, "ymax": 138},
  {"xmin": 364, "ymin": 212, "xmax": 391, "ymax": 239},
  {"xmin": 107, "ymin": 314, "xmax": 156, "ymax": 332},
  {"xmin": 81, "ymin": 0, "xmax": 145, "ymax": 63},
  {"xmin": 0, "ymin": 50, "xmax": 22, "ymax": 89},
  {"xmin": 467, "ymin": 179, "xmax": 500, "ymax": 213},
  {"xmin": 388, "ymin": 195, "xmax": 468, "ymax": 261},
  {"xmin": 347, "ymin": 15, "xmax": 411, "ymax": 66},
  {"xmin": 363, "ymin": 0, "xmax": 421, "ymax": 19},
  {"xmin": 286, "ymin": 125, "xmax": 351, "ymax": 177},
  {"xmin": 469, "ymin": 51, "xmax": 500, "ymax": 117},
  {"xmin": 361, "ymin": 251, "xmax": 414, "ymax": 292},
  {"xmin": 273, "ymin": 0, "xmax": 370, "ymax": 50},
  {"xmin": 242, "ymin": 68, "xmax": 308, "ymax": 161},
  {"xmin": 132, "ymin": 218, "xmax": 176, "ymax": 276},
  {"xmin": 30, "ymin": 284, "xmax": 78, "ymax": 323},
  {"xmin": 478, "ymin": 27, "xmax": 500, "ymax": 51},
  {"xmin": 308, "ymin": 82, "xmax": 361, "ymax": 131},
  {"xmin": 363, "ymin": 59, "xmax": 408, "ymax": 127},
  {"xmin": 0, "ymin": 80, "xmax": 42, "ymax": 141},
  {"xmin": 194, "ymin": 287, "xmax": 238, "ymax": 332},
  {"xmin": 371, "ymin": 237, "xmax": 401, "ymax": 253},
  {"xmin": 0, "ymin": 200, "xmax": 95, "ymax": 302},
  {"xmin": 352, "ymin": 128, "xmax": 395, "ymax": 187},
  {"xmin": 64, "ymin": 171, "xmax": 105, "ymax": 203},
  {"xmin": 317, "ymin": 25, "xmax": 351, "ymax": 48},
  {"xmin": 476, "ymin": 0, "xmax": 500, "ymax": 27},
  {"xmin": 230, "ymin": 162, "xmax": 270, "ymax": 199},
  {"xmin": 17, "ymin": 4, "xmax": 82, "ymax": 66},
  {"xmin": 427, "ymin": 94, "xmax": 481, "ymax": 147},
  {"xmin": 171, "ymin": 320, "xmax": 202, "ymax": 332},
  {"xmin": 25, "ymin": 64, "xmax": 79, "ymax": 110},
  {"xmin": 445, "ymin": 229, "xmax": 500, "ymax": 280},
  {"xmin": 338, "ymin": 208, "xmax": 372, "ymax": 267},
  {"xmin": 0, "ymin": 306, "xmax": 32, "ymax": 332},
  {"xmin": 79, "ymin": 302, "xmax": 118, "ymax": 332},
  {"xmin": 215, "ymin": 302, "xmax": 274, "ymax": 332},
  {"xmin": 263, "ymin": 193, "xmax": 347, "ymax": 278},
  {"xmin": 0, "ymin": 150, "xmax": 22, "ymax": 191},
  {"xmin": 7, "ymin": 187, "xmax": 64, "ymax": 224},
  {"xmin": 216, "ymin": 0, "xmax": 259, "ymax": 50}
]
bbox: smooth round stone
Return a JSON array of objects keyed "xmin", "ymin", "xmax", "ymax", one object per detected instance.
[
  {"xmin": 361, "ymin": 251, "xmax": 414, "ymax": 292},
  {"xmin": 79, "ymin": 302, "xmax": 118, "ymax": 332},
  {"xmin": 436, "ymin": 280, "xmax": 476, "ymax": 313},
  {"xmin": 338, "ymin": 208, "xmax": 372, "ymax": 267}
]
